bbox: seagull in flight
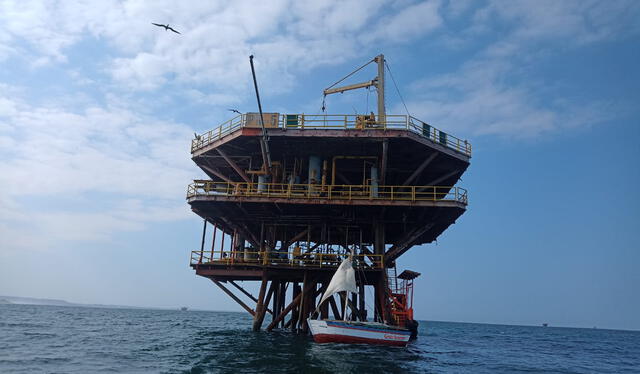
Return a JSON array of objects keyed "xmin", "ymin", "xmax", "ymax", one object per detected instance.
[
  {"xmin": 151, "ymin": 23, "xmax": 181, "ymax": 34},
  {"xmin": 228, "ymin": 109, "xmax": 241, "ymax": 114}
]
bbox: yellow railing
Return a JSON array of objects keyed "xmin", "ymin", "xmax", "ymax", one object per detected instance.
[
  {"xmin": 191, "ymin": 249, "xmax": 383, "ymax": 269},
  {"xmin": 191, "ymin": 114, "xmax": 472, "ymax": 156},
  {"xmin": 187, "ymin": 181, "xmax": 468, "ymax": 204}
]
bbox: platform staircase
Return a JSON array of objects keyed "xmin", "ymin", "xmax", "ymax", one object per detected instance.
[{"xmin": 386, "ymin": 266, "xmax": 414, "ymax": 327}]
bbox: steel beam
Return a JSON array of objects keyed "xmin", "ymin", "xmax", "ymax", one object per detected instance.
[
  {"xmin": 402, "ymin": 152, "xmax": 438, "ymax": 186},
  {"xmin": 217, "ymin": 147, "xmax": 251, "ymax": 183},
  {"xmin": 252, "ymin": 272, "xmax": 269, "ymax": 331},
  {"xmin": 201, "ymin": 164, "xmax": 234, "ymax": 184},
  {"xmin": 384, "ymin": 223, "xmax": 435, "ymax": 262},
  {"xmin": 211, "ymin": 279, "xmax": 255, "ymax": 317},
  {"xmin": 323, "ymin": 80, "xmax": 376, "ymax": 95},
  {"xmin": 229, "ymin": 280, "xmax": 273, "ymax": 315},
  {"xmin": 418, "ymin": 170, "xmax": 460, "ymax": 191}
]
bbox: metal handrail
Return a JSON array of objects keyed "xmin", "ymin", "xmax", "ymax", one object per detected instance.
[
  {"xmin": 191, "ymin": 113, "xmax": 472, "ymax": 156},
  {"xmin": 187, "ymin": 181, "xmax": 468, "ymax": 204},
  {"xmin": 190, "ymin": 249, "xmax": 383, "ymax": 269}
]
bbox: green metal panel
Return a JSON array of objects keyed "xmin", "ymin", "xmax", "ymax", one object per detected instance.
[
  {"xmin": 439, "ymin": 131, "xmax": 447, "ymax": 145},
  {"xmin": 286, "ymin": 114, "xmax": 299, "ymax": 127},
  {"xmin": 422, "ymin": 122, "xmax": 431, "ymax": 138}
]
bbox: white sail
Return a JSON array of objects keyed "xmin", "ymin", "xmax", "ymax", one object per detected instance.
[{"xmin": 318, "ymin": 257, "xmax": 357, "ymax": 308}]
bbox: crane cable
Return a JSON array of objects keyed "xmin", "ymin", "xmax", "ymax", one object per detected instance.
[
  {"xmin": 385, "ymin": 61, "xmax": 411, "ymax": 118},
  {"xmin": 322, "ymin": 58, "xmax": 375, "ymax": 112}
]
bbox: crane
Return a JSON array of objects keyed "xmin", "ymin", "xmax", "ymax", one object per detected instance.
[{"xmin": 323, "ymin": 54, "xmax": 386, "ymax": 124}]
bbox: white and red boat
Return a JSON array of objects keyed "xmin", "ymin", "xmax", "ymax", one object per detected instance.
[
  {"xmin": 308, "ymin": 319, "xmax": 411, "ymax": 346},
  {"xmin": 307, "ymin": 254, "xmax": 412, "ymax": 346}
]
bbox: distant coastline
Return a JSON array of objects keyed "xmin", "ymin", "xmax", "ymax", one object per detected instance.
[
  {"xmin": 0, "ymin": 295, "xmax": 183, "ymax": 311},
  {"xmin": 2, "ymin": 295, "xmax": 637, "ymax": 332}
]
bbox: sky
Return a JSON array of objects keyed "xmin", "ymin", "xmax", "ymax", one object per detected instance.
[{"xmin": 0, "ymin": 0, "xmax": 639, "ymax": 331}]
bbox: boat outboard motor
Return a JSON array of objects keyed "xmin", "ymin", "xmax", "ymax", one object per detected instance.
[{"xmin": 406, "ymin": 319, "xmax": 419, "ymax": 340}]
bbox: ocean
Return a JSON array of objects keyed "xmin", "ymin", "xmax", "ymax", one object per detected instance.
[{"xmin": 1, "ymin": 304, "xmax": 638, "ymax": 373}]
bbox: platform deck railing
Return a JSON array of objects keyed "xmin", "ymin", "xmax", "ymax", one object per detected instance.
[
  {"xmin": 191, "ymin": 249, "xmax": 383, "ymax": 269},
  {"xmin": 187, "ymin": 181, "xmax": 468, "ymax": 204},
  {"xmin": 191, "ymin": 113, "xmax": 472, "ymax": 156}
]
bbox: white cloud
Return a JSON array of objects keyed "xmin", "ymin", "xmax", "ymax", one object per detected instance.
[
  {"xmin": 0, "ymin": 0, "xmax": 444, "ymax": 93},
  {"xmin": 399, "ymin": 0, "xmax": 638, "ymax": 139},
  {"xmin": 480, "ymin": 0, "xmax": 640, "ymax": 45},
  {"xmin": 405, "ymin": 61, "xmax": 557, "ymax": 138},
  {"xmin": 364, "ymin": 0, "xmax": 442, "ymax": 43},
  {"xmin": 0, "ymin": 90, "xmax": 197, "ymax": 251}
]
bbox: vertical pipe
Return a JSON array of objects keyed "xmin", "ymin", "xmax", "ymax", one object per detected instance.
[
  {"xmin": 210, "ymin": 223, "xmax": 217, "ymax": 261},
  {"xmin": 291, "ymin": 282, "xmax": 301, "ymax": 332},
  {"xmin": 373, "ymin": 283, "xmax": 380, "ymax": 322},
  {"xmin": 272, "ymin": 280, "xmax": 279, "ymax": 323},
  {"xmin": 220, "ymin": 230, "xmax": 226, "ymax": 260},
  {"xmin": 259, "ymin": 222, "xmax": 265, "ymax": 260},
  {"xmin": 371, "ymin": 166, "xmax": 379, "ymax": 198},
  {"xmin": 301, "ymin": 281, "xmax": 314, "ymax": 333},
  {"xmin": 297, "ymin": 272, "xmax": 307, "ymax": 332},
  {"xmin": 351, "ymin": 292, "xmax": 357, "ymax": 321},
  {"xmin": 342, "ymin": 292, "xmax": 349, "ymax": 321},
  {"xmin": 377, "ymin": 276, "xmax": 389, "ymax": 325},
  {"xmin": 320, "ymin": 281, "xmax": 329, "ymax": 319},
  {"xmin": 380, "ymin": 139, "xmax": 388, "ymax": 184},
  {"xmin": 359, "ymin": 284, "xmax": 366, "ymax": 321},
  {"xmin": 231, "ymin": 230, "xmax": 237, "ymax": 261},
  {"xmin": 280, "ymin": 282, "xmax": 287, "ymax": 328},
  {"xmin": 252, "ymin": 272, "xmax": 269, "ymax": 331},
  {"xmin": 199, "ymin": 219, "xmax": 207, "ymax": 263}
]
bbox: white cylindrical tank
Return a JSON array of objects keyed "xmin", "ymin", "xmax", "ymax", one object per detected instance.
[
  {"xmin": 308, "ymin": 155, "xmax": 322, "ymax": 184},
  {"xmin": 258, "ymin": 175, "xmax": 269, "ymax": 193}
]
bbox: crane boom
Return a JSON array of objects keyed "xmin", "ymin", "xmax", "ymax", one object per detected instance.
[
  {"xmin": 323, "ymin": 80, "xmax": 376, "ymax": 95},
  {"xmin": 249, "ymin": 55, "xmax": 272, "ymax": 173},
  {"xmin": 322, "ymin": 54, "xmax": 385, "ymax": 122}
]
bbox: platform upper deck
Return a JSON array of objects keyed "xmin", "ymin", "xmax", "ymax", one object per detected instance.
[{"xmin": 192, "ymin": 113, "xmax": 472, "ymax": 158}]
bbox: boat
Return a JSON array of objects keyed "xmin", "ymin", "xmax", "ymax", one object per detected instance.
[
  {"xmin": 308, "ymin": 319, "xmax": 411, "ymax": 346},
  {"xmin": 307, "ymin": 254, "xmax": 412, "ymax": 346}
]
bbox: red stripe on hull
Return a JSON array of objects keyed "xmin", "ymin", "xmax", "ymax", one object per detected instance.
[{"xmin": 312, "ymin": 333, "xmax": 408, "ymax": 347}]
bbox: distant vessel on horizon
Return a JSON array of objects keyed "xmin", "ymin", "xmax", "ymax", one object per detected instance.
[
  {"xmin": 180, "ymin": 306, "xmax": 188, "ymax": 311},
  {"xmin": 542, "ymin": 323, "xmax": 548, "ymax": 327}
]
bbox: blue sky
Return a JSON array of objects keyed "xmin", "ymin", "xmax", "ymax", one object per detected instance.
[{"xmin": 0, "ymin": 1, "xmax": 638, "ymax": 330}]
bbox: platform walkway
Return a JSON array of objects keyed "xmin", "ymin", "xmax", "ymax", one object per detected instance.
[{"xmin": 191, "ymin": 113, "xmax": 472, "ymax": 156}]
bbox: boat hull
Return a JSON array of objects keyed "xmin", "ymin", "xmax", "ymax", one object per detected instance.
[{"xmin": 307, "ymin": 319, "xmax": 410, "ymax": 346}]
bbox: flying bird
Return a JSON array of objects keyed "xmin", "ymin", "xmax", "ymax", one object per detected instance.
[
  {"xmin": 228, "ymin": 109, "xmax": 241, "ymax": 114},
  {"xmin": 151, "ymin": 23, "xmax": 181, "ymax": 34}
]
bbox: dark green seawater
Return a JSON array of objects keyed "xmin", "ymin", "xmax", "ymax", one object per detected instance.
[{"xmin": 1, "ymin": 304, "xmax": 638, "ymax": 373}]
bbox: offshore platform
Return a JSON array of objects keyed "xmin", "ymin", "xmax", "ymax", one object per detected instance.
[{"xmin": 187, "ymin": 55, "xmax": 471, "ymax": 334}]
